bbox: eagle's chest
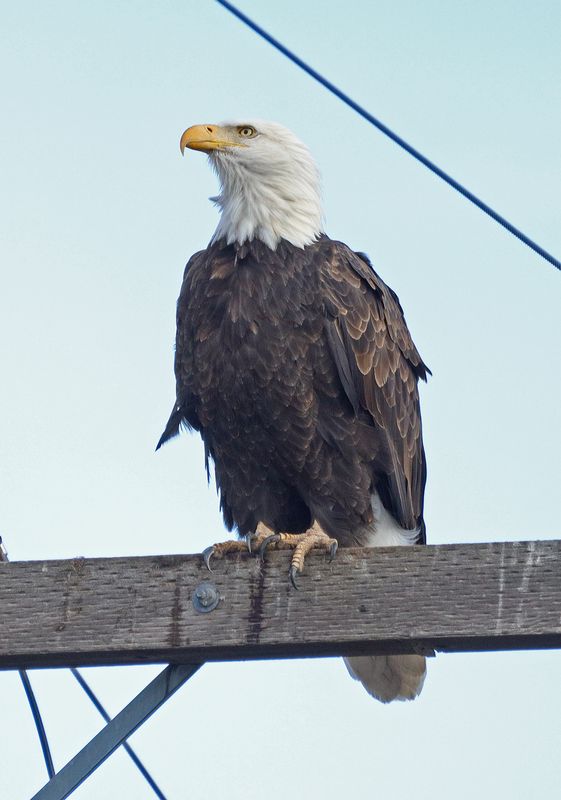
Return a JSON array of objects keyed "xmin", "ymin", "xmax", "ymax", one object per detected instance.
[{"xmin": 188, "ymin": 255, "xmax": 321, "ymax": 425}]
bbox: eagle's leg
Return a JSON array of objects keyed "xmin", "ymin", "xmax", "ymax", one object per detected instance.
[{"xmin": 259, "ymin": 521, "xmax": 338, "ymax": 589}]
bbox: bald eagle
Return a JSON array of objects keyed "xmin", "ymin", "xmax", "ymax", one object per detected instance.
[{"xmin": 158, "ymin": 121, "xmax": 429, "ymax": 702}]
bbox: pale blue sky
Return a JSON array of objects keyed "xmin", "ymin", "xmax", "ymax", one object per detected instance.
[{"xmin": 1, "ymin": 1, "xmax": 560, "ymax": 798}]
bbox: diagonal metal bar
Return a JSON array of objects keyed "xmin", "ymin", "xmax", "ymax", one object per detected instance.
[
  {"xmin": 31, "ymin": 663, "xmax": 202, "ymax": 800},
  {"xmin": 70, "ymin": 668, "xmax": 167, "ymax": 799}
]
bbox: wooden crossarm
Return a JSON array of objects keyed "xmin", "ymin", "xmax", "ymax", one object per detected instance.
[{"xmin": 2, "ymin": 540, "xmax": 560, "ymax": 669}]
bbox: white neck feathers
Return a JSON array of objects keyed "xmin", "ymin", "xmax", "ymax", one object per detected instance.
[{"xmin": 208, "ymin": 128, "xmax": 323, "ymax": 250}]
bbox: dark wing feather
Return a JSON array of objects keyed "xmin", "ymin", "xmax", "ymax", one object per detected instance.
[
  {"xmin": 157, "ymin": 250, "xmax": 206, "ymax": 450},
  {"xmin": 320, "ymin": 242, "xmax": 429, "ymax": 541}
]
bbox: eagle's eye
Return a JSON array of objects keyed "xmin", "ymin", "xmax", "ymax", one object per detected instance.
[{"xmin": 238, "ymin": 126, "xmax": 256, "ymax": 138}]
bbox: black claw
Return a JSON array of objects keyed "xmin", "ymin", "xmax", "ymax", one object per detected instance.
[
  {"xmin": 289, "ymin": 565, "xmax": 300, "ymax": 590},
  {"xmin": 202, "ymin": 546, "xmax": 214, "ymax": 572},
  {"xmin": 258, "ymin": 533, "xmax": 280, "ymax": 559},
  {"xmin": 329, "ymin": 541, "xmax": 338, "ymax": 562}
]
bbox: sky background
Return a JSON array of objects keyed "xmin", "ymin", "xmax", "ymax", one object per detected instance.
[{"xmin": 1, "ymin": 0, "xmax": 560, "ymax": 797}]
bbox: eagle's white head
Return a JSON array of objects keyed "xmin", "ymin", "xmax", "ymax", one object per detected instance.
[{"xmin": 180, "ymin": 120, "xmax": 323, "ymax": 250}]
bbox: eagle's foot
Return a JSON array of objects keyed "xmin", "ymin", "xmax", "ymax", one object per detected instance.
[
  {"xmin": 258, "ymin": 522, "xmax": 338, "ymax": 589},
  {"xmin": 246, "ymin": 522, "xmax": 277, "ymax": 554},
  {"xmin": 202, "ymin": 523, "xmax": 280, "ymax": 570},
  {"xmin": 202, "ymin": 539, "xmax": 249, "ymax": 571}
]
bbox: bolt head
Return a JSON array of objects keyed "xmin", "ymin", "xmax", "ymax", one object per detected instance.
[{"xmin": 192, "ymin": 581, "xmax": 220, "ymax": 613}]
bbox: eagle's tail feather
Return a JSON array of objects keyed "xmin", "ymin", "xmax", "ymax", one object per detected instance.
[
  {"xmin": 156, "ymin": 406, "xmax": 183, "ymax": 451},
  {"xmin": 344, "ymin": 654, "xmax": 426, "ymax": 703}
]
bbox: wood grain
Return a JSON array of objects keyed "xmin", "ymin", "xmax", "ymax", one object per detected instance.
[{"xmin": 1, "ymin": 540, "xmax": 560, "ymax": 669}]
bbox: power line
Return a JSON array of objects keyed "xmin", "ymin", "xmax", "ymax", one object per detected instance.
[
  {"xmin": 216, "ymin": 0, "xmax": 561, "ymax": 272},
  {"xmin": 19, "ymin": 671, "xmax": 56, "ymax": 780},
  {"xmin": 70, "ymin": 669, "xmax": 168, "ymax": 800}
]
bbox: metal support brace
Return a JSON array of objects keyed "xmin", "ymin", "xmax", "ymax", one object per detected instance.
[{"xmin": 31, "ymin": 663, "xmax": 202, "ymax": 800}]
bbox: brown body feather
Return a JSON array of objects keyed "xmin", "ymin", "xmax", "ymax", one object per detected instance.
[{"xmin": 159, "ymin": 235, "xmax": 429, "ymax": 548}]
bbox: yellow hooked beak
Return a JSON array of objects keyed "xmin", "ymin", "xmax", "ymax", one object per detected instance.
[{"xmin": 179, "ymin": 124, "xmax": 246, "ymax": 154}]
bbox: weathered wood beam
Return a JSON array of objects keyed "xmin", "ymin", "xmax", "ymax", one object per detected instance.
[{"xmin": 1, "ymin": 540, "xmax": 560, "ymax": 669}]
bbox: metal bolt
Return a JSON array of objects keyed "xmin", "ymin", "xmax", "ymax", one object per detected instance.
[{"xmin": 192, "ymin": 581, "xmax": 220, "ymax": 613}]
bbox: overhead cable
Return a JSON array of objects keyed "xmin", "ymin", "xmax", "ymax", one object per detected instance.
[
  {"xmin": 216, "ymin": 0, "xmax": 560, "ymax": 272},
  {"xmin": 19, "ymin": 671, "xmax": 56, "ymax": 780}
]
